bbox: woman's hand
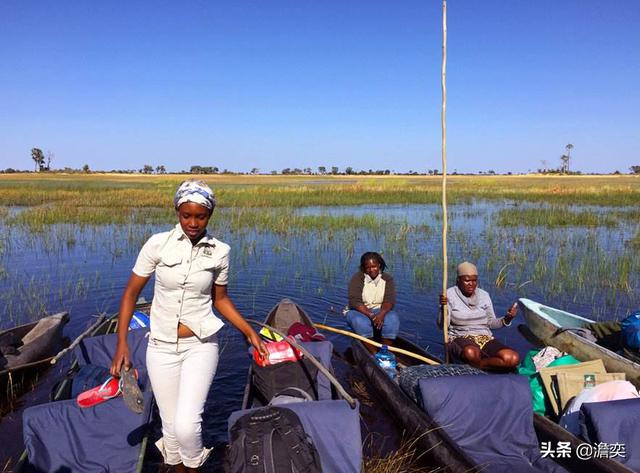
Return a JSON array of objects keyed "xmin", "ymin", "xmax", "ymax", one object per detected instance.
[
  {"xmin": 439, "ymin": 294, "xmax": 448, "ymax": 306},
  {"xmin": 111, "ymin": 341, "xmax": 130, "ymax": 376},
  {"xmin": 248, "ymin": 332, "xmax": 269, "ymax": 361},
  {"xmin": 372, "ymin": 312, "xmax": 386, "ymax": 330},
  {"xmin": 504, "ymin": 302, "xmax": 518, "ymax": 324}
]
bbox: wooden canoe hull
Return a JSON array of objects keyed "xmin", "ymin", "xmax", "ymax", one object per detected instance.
[
  {"xmin": 352, "ymin": 335, "xmax": 633, "ymax": 473},
  {"xmin": 519, "ymin": 298, "xmax": 640, "ymax": 389},
  {"xmin": 1, "ymin": 312, "xmax": 70, "ymax": 408},
  {"xmin": 351, "ymin": 337, "xmax": 477, "ymax": 472},
  {"xmin": 13, "ymin": 302, "xmax": 152, "ymax": 473}
]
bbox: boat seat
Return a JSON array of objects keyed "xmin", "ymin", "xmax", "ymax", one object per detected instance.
[
  {"xmin": 399, "ymin": 363, "xmax": 484, "ymax": 405},
  {"xmin": 23, "ymin": 328, "xmax": 153, "ymax": 473},
  {"xmin": 419, "ymin": 374, "xmax": 568, "ymax": 473},
  {"xmin": 73, "ymin": 326, "xmax": 149, "ymax": 369},
  {"xmin": 580, "ymin": 397, "xmax": 640, "ymax": 471},
  {"xmin": 228, "ymin": 399, "xmax": 361, "ymax": 473}
]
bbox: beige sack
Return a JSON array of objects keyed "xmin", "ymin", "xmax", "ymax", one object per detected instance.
[
  {"xmin": 555, "ymin": 371, "xmax": 626, "ymax": 414},
  {"xmin": 539, "ymin": 359, "xmax": 606, "ymax": 416}
]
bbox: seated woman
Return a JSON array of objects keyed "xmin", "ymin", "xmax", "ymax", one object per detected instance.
[
  {"xmin": 439, "ymin": 261, "xmax": 519, "ymax": 371},
  {"xmin": 346, "ymin": 252, "xmax": 400, "ymax": 353}
]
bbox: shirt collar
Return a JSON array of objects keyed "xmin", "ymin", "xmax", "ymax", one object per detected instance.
[
  {"xmin": 364, "ymin": 273, "xmax": 382, "ymax": 285},
  {"xmin": 454, "ymin": 285, "xmax": 478, "ymax": 308},
  {"xmin": 173, "ymin": 223, "xmax": 216, "ymax": 246}
]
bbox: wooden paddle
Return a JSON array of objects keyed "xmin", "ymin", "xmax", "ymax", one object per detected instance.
[{"xmin": 314, "ymin": 323, "xmax": 439, "ymax": 366}]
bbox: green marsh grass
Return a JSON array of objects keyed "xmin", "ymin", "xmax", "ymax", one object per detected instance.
[
  {"xmin": 495, "ymin": 207, "xmax": 618, "ymax": 228},
  {"xmin": 1, "ymin": 173, "xmax": 639, "ymax": 322},
  {"xmin": 2, "ymin": 174, "xmax": 640, "ymax": 215}
]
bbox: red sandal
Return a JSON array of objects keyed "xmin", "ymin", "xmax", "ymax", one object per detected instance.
[{"xmin": 76, "ymin": 375, "xmax": 121, "ymax": 408}]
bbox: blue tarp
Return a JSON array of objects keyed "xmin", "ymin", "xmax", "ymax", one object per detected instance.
[
  {"xmin": 301, "ymin": 341, "xmax": 333, "ymax": 400},
  {"xmin": 228, "ymin": 400, "xmax": 361, "ymax": 473},
  {"xmin": 23, "ymin": 327, "xmax": 153, "ymax": 473},
  {"xmin": 419, "ymin": 374, "xmax": 568, "ymax": 473},
  {"xmin": 580, "ymin": 398, "xmax": 640, "ymax": 471}
]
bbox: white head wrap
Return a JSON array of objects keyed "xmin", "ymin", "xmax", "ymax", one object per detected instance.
[
  {"xmin": 173, "ymin": 180, "xmax": 216, "ymax": 212},
  {"xmin": 456, "ymin": 261, "xmax": 478, "ymax": 277}
]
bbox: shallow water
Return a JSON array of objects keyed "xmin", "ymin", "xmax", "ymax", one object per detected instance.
[{"xmin": 0, "ymin": 201, "xmax": 639, "ymax": 469}]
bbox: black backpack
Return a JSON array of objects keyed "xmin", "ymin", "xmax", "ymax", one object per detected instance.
[{"xmin": 226, "ymin": 406, "xmax": 322, "ymax": 473}]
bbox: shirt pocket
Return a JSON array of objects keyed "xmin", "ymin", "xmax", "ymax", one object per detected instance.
[
  {"xmin": 158, "ymin": 253, "xmax": 182, "ymax": 267},
  {"xmin": 197, "ymin": 256, "xmax": 219, "ymax": 272}
]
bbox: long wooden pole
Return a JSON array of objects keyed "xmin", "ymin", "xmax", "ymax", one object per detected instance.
[
  {"xmin": 50, "ymin": 314, "xmax": 106, "ymax": 364},
  {"xmin": 440, "ymin": 0, "xmax": 450, "ymax": 363},
  {"xmin": 314, "ymin": 323, "xmax": 439, "ymax": 366}
]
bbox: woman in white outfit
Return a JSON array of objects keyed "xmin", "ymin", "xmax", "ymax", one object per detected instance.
[{"xmin": 111, "ymin": 180, "xmax": 268, "ymax": 473}]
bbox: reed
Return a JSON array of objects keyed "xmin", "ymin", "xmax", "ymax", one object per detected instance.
[
  {"xmin": 364, "ymin": 433, "xmax": 436, "ymax": 473},
  {"xmin": 495, "ymin": 207, "xmax": 618, "ymax": 228},
  {"xmin": 1, "ymin": 175, "xmax": 640, "ymax": 212}
]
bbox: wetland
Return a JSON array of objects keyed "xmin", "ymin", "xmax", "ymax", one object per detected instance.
[{"xmin": 0, "ymin": 173, "xmax": 639, "ymax": 469}]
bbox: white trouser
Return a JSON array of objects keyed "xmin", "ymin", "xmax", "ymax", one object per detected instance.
[{"xmin": 146, "ymin": 335, "xmax": 219, "ymax": 468}]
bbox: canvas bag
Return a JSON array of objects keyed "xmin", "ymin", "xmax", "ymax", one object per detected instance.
[
  {"xmin": 518, "ymin": 349, "xmax": 580, "ymax": 416},
  {"xmin": 251, "ymin": 358, "xmax": 318, "ymax": 404},
  {"xmin": 556, "ymin": 371, "xmax": 626, "ymax": 413},
  {"xmin": 539, "ymin": 359, "xmax": 606, "ymax": 417}
]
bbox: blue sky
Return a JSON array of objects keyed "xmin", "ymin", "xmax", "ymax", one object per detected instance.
[{"xmin": 1, "ymin": 1, "xmax": 638, "ymax": 173}]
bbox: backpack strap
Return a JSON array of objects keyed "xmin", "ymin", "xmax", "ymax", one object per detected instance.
[
  {"xmin": 268, "ymin": 387, "xmax": 314, "ymax": 405},
  {"xmin": 271, "ymin": 409, "xmax": 320, "ymax": 472},
  {"xmin": 244, "ymin": 408, "xmax": 282, "ymax": 473}
]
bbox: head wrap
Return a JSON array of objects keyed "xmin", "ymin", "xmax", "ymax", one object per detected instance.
[
  {"xmin": 457, "ymin": 261, "xmax": 478, "ymax": 277},
  {"xmin": 173, "ymin": 180, "xmax": 216, "ymax": 212}
]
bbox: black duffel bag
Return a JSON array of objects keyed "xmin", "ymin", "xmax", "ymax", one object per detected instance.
[{"xmin": 252, "ymin": 358, "xmax": 318, "ymax": 404}]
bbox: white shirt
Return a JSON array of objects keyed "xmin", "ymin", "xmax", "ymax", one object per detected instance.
[
  {"xmin": 362, "ymin": 274, "xmax": 386, "ymax": 310},
  {"xmin": 132, "ymin": 224, "xmax": 228, "ymax": 342}
]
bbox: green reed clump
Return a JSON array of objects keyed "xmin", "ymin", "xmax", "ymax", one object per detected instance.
[
  {"xmin": 495, "ymin": 207, "xmax": 618, "ymax": 228},
  {"xmin": 7, "ymin": 206, "xmax": 174, "ymax": 230}
]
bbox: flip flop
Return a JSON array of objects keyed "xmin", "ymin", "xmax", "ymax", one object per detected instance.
[
  {"xmin": 120, "ymin": 367, "xmax": 145, "ymax": 414},
  {"xmin": 77, "ymin": 375, "xmax": 121, "ymax": 408}
]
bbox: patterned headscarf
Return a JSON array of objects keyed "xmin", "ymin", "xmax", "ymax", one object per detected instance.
[{"xmin": 173, "ymin": 180, "xmax": 216, "ymax": 212}]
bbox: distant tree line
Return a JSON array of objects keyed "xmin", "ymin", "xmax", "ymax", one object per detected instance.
[{"xmin": 1, "ymin": 145, "xmax": 637, "ymax": 175}]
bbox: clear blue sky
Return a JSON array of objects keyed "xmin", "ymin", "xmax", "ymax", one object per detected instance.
[{"xmin": 1, "ymin": 1, "xmax": 638, "ymax": 173}]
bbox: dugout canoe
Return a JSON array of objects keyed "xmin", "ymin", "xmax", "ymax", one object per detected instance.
[
  {"xmin": 14, "ymin": 301, "xmax": 153, "ymax": 473},
  {"xmin": 1, "ymin": 312, "xmax": 70, "ymax": 409},
  {"xmin": 228, "ymin": 298, "xmax": 362, "ymax": 473},
  {"xmin": 519, "ymin": 298, "xmax": 640, "ymax": 390},
  {"xmin": 352, "ymin": 335, "xmax": 634, "ymax": 473}
]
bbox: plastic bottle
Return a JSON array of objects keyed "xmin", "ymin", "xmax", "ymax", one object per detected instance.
[{"xmin": 375, "ymin": 345, "xmax": 397, "ymax": 380}]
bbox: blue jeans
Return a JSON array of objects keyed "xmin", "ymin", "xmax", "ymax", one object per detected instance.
[{"xmin": 346, "ymin": 309, "xmax": 400, "ymax": 340}]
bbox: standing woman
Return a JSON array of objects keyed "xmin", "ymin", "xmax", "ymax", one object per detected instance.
[
  {"xmin": 346, "ymin": 252, "xmax": 400, "ymax": 353},
  {"xmin": 438, "ymin": 261, "xmax": 519, "ymax": 371},
  {"xmin": 111, "ymin": 180, "xmax": 268, "ymax": 473}
]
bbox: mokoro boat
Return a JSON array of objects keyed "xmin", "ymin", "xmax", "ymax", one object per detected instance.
[
  {"xmin": 519, "ymin": 298, "xmax": 640, "ymax": 389},
  {"xmin": 352, "ymin": 335, "xmax": 634, "ymax": 473},
  {"xmin": 1, "ymin": 312, "xmax": 70, "ymax": 407},
  {"xmin": 228, "ymin": 298, "xmax": 362, "ymax": 473},
  {"xmin": 15, "ymin": 302, "xmax": 153, "ymax": 473}
]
